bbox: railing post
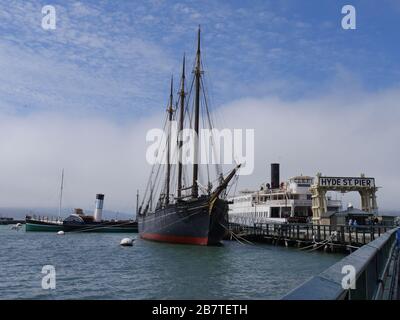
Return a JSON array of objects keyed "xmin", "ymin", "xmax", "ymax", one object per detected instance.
[
  {"xmin": 340, "ymin": 226, "xmax": 345, "ymax": 243},
  {"xmin": 355, "ymin": 227, "xmax": 359, "ymax": 244},
  {"xmin": 349, "ymin": 226, "xmax": 352, "ymax": 244}
]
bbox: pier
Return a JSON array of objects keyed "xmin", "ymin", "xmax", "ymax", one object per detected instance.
[
  {"xmin": 282, "ymin": 227, "xmax": 400, "ymax": 300},
  {"xmin": 228, "ymin": 222, "xmax": 396, "ymax": 252},
  {"xmin": 0, "ymin": 218, "xmax": 25, "ymax": 225}
]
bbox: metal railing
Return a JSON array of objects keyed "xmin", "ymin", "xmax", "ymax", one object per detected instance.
[
  {"xmin": 229, "ymin": 222, "xmax": 395, "ymax": 246},
  {"xmin": 282, "ymin": 227, "xmax": 399, "ymax": 300},
  {"xmin": 27, "ymin": 214, "xmax": 63, "ymax": 224}
]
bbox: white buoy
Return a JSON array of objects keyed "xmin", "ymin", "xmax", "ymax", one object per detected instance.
[
  {"xmin": 120, "ymin": 238, "xmax": 134, "ymax": 246},
  {"xmin": 57, "ymin": 231, "xmax": 65, "ymax": 235},
  {"xmin": 11, "ymin": 223, "xmax": 22, "ymax": 231}
]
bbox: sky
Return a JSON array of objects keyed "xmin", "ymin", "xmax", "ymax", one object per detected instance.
[{"xmin": 0, "ymin": 0, "xmax": 399, "ymax": 213}]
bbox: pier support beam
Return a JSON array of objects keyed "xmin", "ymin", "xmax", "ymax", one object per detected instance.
[{"xmin": 311, "ymin": 175, "xmax": 327, "ymax": 224}]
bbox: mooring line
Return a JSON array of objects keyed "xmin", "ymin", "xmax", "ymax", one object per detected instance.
[{"xmin": 220, "ymin": 223, "xmax": 256, "ymax": 246}]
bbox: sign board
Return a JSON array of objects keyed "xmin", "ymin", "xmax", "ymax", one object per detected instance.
[{"xmin": 318, "ymin": 177, "xmax": 375, "ymax": 188}]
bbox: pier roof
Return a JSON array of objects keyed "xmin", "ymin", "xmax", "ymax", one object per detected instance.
[{"xmin": 322, "ymin": 207, "xmax": 374, "ymax": 218}]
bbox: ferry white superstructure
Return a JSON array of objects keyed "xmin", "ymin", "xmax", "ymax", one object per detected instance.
[{"xmin": 228, "ymin": 164, "xmax": 342, "ymax": 225}]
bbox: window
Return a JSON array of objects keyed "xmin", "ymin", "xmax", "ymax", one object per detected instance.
[{"xmin": 271, "ymin": 207, "xmax": 280, "ymax": 218}]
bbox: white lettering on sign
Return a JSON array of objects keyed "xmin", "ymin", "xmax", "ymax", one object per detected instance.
[{"xmin": 319, "ymin": 177, "xmax": 375, "ymax": 188}]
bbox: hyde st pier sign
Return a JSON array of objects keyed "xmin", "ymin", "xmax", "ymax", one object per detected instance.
[
  {"xmin": 318, "ymin": 177, "xmax": 376, "ymax": 188},
  {"xmin": 311, "ymin": 174, "xmax": 378, "ymax": 222}
]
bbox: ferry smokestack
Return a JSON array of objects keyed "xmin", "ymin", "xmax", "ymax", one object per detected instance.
[
  {"xmin": 271, "ymin": 163, "xmax": 280, "ymax": 189},
  {"xmin": 94, "ymin": 194, "xmax": 104, "ymax": 222}
]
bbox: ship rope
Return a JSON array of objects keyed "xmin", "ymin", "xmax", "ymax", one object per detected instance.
[
  {"xmin": 148, "ymin": 106, "xmax": 176, "ymax": 210},
  {"xmin": 227, "ymin": 173, "xmax": 240, "ymax": 197},
  {"xmin": 140, "ymin": 112, "xmax": 169, "ymax": 210},
  {"xmin": 200, "ymin": 74, "xmax": 222, "ymax": 179},
  {"xmin": 178, "ymin": 68, "xmax": 195, "ymax": 197},
  {"xmin": 229, "ymin": 231, "xmax": 246, "ymax": 245},
  {"xmin": 201, "ymin": 98, "xmax": 211, "ymax": 189},
  {"xmin": 219, "ymin": 222, "xmax": 255, "ymax": 246},
  {"xmin": 174, "ymin": 75, "xmax": 195, "ymax": 198},
  {"xmin": 299, "ymin": 231, "xmax": 338, "ymax": 252},
  {"xmin": 185, "ymin": 74, "xmax": 195, "ymax": 128}
]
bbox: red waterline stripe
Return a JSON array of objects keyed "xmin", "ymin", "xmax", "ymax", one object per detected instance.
[{"xmin": 141, "ymin": 233, "xmax": 208, "ymax": 245}]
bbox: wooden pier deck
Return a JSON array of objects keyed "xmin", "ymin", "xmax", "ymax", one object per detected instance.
[{"xmin": 228, "ymin": 222, "xmax": 396, "ymax": 252}]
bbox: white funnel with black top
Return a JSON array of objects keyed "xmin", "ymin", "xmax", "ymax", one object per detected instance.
[{"xmin": 94, "ymin": 194, "xmax": 104, "ymax": 222}]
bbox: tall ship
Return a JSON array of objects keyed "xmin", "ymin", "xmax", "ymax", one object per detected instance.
[
  {"xmin": 228, "ymin": 163, "xmax": 342, "ymax": 225},
  {"xmin": 138, "ymin": 28, "xmax": 240, "ymax": 245}
]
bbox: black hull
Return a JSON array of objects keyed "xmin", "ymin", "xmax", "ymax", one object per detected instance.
[{"xmin": 139, "ymin": 196, "xmax": 228, "ymax": 245}]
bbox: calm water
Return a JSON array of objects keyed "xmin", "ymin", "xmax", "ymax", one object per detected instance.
[{"xmin": 0, "ymin": 225, "xmax": 344, "ymax": 300}]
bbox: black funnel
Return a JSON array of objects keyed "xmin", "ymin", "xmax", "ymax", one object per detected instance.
[{"xmin": 271, "ymin": 163, "xmax": 280, "ymax": 189}]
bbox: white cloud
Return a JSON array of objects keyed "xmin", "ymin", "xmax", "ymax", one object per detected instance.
[
  {"xmin": 0, "ymin": 86, "xmax": 399, "ymax": 212},
  {"xmin": 0, "ymin": 112, "xmax": 162, "ymax": 212},
  {"xmin": 218, "ymin": 88, "xmax": 400, "ymax": 210}
]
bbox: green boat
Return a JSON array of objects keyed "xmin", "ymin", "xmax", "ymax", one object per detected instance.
[
  {"xmin": 25, "ymin": 219, "xmax": 64, "ymax": 232},
  {"xmin": 25, "ymin": 216, "xmax": 138, "ymax": 233}
]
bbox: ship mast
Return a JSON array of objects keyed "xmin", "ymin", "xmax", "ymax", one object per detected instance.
[
  {"xmin": 136, "ymin": 189, "xmax": 139, "ymax": 221},
  {"xmin": 165, "ymin": 76, "xmax": 174, "ymax": 205},
  {"xmin": 58, "ymin": 168, "xmax": 64, "ymax": 218},
  {"xmin": 177, "ymin": 55, "xmax": 186, "ymax": 199},
  {"xmin": 192, "ymin": 26, "xmax": 202, "ymax": 198}
]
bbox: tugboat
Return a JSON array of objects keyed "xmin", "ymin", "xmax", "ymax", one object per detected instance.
[
  {"xmin": 25, "ymin": 194, "xmax": 138, "ymax": 233},
  {"xmin": 138, "ymin": 27, "xmax": 240, "ymax": 245}
]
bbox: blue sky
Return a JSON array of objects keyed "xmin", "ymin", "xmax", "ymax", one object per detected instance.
[
  {"xmin": 0, "ymin": 1, "xmax": 399, "ymax": 211},
  {"xmin": 0, "ymin": 0, "xmax": 399, "ymax": 119}
]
